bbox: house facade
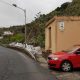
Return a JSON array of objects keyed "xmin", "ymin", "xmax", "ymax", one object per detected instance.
[{"xmin": 45, "ymin": 16, "xmax": 80, "ymax": 53}]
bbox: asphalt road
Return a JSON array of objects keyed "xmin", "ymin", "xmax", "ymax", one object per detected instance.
[{"xmin": 0, "ymin": 46, "xmax": 57, "ymax": 80}]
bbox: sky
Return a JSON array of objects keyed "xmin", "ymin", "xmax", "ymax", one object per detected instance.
[{"xmin": 0, "ymin": 0, "xmax": 72, "ymax": 27}]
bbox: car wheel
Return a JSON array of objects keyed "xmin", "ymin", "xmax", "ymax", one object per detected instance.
[
  {"xmin": 48, "ymin": 65, "xmax": 52, "ymax": 70},
  {"xmin": 61, "ymin": 61, "xmax": 72, "ymax": 72}
]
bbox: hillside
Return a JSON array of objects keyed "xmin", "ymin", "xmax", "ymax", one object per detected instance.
[{"xmin": 1, "ymin": 0, "xmax": 80, "ymax": 47}]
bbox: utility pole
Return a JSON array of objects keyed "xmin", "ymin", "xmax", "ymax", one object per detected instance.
[{"xmin": 13, "ymin": 4, "xmax": 27, "ymax": 48}]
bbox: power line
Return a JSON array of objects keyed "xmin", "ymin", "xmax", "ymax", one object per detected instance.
[
  {"xmin": 0, "ymin": 0, "xmax": 24, "ymax": 11},
  {"xmin": 0, "ymin": 0, "xmax": 13, "ymax": 7}
]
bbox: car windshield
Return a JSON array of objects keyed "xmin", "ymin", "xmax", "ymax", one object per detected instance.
[{"xmin": 62, "ymin": 47, "xmax": 79, "ymax": 53}]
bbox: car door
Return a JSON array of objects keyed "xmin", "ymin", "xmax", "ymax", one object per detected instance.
[{"xmin": 74, "ymin": 48, "xmax": 80, "ymax": 67}]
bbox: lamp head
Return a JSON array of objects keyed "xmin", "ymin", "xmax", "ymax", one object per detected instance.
[{"xmin": 12, "ymin": 4, "xmax": 17, "ymax": 7}]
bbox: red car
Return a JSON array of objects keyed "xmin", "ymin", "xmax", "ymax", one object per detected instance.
[{"xmin": 48, "ymin": 47, "xmax": 80, "ymax": 72}]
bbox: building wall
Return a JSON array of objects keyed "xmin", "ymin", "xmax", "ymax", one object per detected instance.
[
  {"xmin": 45, "ymin": 21, "xmax": 56, "ymax": 52},
  {"xmin": 56, "ymin": 20, "xmax": 80, "ymax": 52},
  {"xmin": 51, "ymin": 22, "xmax": 57, "ymax": 52},
  {"xmin": 45, "ymin": 27, "xmax": 49, "ymax": 50},
  {"xmin": 45, "ymin": 16, "xmax": 80, "ymax": 53}
]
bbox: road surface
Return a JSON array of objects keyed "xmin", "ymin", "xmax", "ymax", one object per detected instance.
[{"xmin": 0, "ymin": 46, "xmax": 57, "ymax": 80}]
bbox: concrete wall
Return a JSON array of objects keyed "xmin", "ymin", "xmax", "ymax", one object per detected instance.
[
  {"xmin": 45, "ymin": 21, "xmax": 56, "ymax": 52},
  {"xmin": 45, "ymin": 16, "xmax": 80, "ymax": 53},
  {"xmin": 56, "ymin": 20, "xmax": 80, "ymax": 52}
]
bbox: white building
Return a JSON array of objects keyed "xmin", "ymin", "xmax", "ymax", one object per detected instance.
[{"xmin": 3, "ymin": 31, "xmax": 13, "ymax": 36}]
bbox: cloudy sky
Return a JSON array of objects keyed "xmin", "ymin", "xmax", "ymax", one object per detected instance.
[{"xmin": 0, "ymin": 0, "xmax": 72, "ymax": 27}]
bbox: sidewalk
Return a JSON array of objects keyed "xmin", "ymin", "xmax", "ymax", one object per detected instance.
[{"xmin": 35, "ymin": 54, "xmax": 48, "ymax": 68}]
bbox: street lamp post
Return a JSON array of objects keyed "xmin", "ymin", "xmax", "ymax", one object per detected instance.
[{"xmin": 12, "ymin": 4, "xmax": 27, "ymax": 48}]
